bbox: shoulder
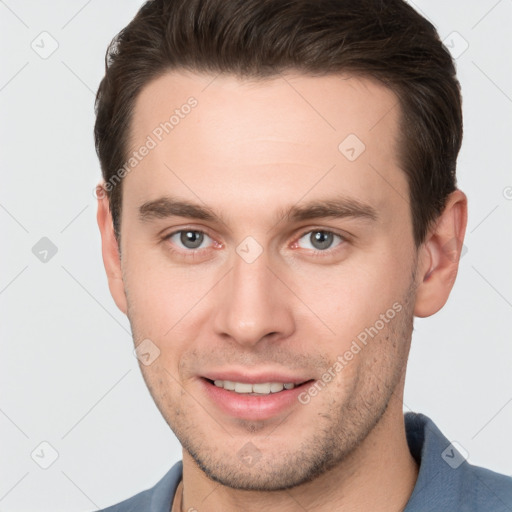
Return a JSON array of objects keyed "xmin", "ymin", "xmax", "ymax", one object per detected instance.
[
  {"xmin": 404, "ymin": 412, "xmax": 512, "ymax": 511},
  {"xmin": 98, "ymin": 461, "xmax": 183, "ymax": 512},
  {"xmin": 459, "ymin": 464, "xmax": 512, "ymax": 511}
]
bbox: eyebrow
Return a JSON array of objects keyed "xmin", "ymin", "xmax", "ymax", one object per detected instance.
[{"xmin": 138, "ymin": 195, "xmax": 378, "ymax": 226}]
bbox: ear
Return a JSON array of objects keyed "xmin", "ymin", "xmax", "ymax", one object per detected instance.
[
  {"xmin": 96, "ymin": 182, "xmax": 128, "ymax": 315},
  {"xmin": 414, "ymin": 189, "xmax": 468, "ymax": 318}
]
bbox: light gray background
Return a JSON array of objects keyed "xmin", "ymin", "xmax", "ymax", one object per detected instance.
[{"xmin": 1, "ymin": 1, "xmax": 511, "ymax": 510}]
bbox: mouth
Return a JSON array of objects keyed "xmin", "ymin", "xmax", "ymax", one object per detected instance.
[
  {"xmin": 199, "ymin": 376, "xmax": 315, "ymax": 421},
  {"xmin": 204, "ymin": 378, "xmax": 311, "ymax": 395}
]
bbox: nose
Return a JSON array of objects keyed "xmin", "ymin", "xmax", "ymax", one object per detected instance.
[{"xmin": 212, "ymin": 246, "xmax": 295, "ymax": 348}]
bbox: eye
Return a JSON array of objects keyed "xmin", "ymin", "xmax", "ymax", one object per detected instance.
[
  {"xmin": 166, "ymin": 229, "xmax": 214, "ymax": 250},
  {"xmin": 296, "ymin": 230, "xmax": 345, "ymax": 252}
]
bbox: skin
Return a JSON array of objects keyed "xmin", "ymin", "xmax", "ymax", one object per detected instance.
[{"xmin": 97, "ymin": 70, "xmax": 467, "ymax": 511}]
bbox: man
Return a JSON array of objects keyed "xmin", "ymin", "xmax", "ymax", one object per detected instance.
[{"xmin": 93, "ymin": 0, "xmax": 512, "ymax": 510}]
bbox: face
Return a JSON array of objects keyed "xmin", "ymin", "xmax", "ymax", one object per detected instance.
[{"xmin": 114, "ymin": 71, "xmax": 421, "ymax": 490}]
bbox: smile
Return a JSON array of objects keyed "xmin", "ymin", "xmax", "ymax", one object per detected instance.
[
  {"xmin": 201, "ymin": 377, "xmax": 315, "ymax": 421},
  {"xmin": 211, "ymin": 380, "xmax": 298, "ymax": 395}
]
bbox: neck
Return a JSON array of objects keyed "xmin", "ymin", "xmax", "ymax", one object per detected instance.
[{"xmin": 179, "ymin": 396, "xmax": 418, "ymax": 512}]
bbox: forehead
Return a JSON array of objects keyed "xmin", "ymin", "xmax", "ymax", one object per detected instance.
[
  {"xmin": 129, "ymin": 70, "xmax": 401, "ymax": 154},
  {"xmin": 124, "ymin": 70, "xmax": 407, "ymax": 226}
]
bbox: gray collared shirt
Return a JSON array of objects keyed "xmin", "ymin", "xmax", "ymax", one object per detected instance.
[{"xmin": 99, "ymin": 412, "xmax": 512, "ymax": 511}]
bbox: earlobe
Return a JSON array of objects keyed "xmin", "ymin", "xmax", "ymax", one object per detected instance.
[
  {"xmin": 96, "ymin": 183, "xmax": 128, "ymax": 315},
  {"xmin": 414, "ymin": 189, "xmax": 468, "ymax": 318}
]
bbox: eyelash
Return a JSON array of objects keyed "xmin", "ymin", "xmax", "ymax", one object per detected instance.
[
  {"xmin": 162, "ymin": 227, "xmax": 347, "ymax": 259},
  {"xmin": 163, "ymin": 229, "xmax": 219, "ymax": 260},
  {"xmin": 294, "ymin": 228, "xmax": 347, "ymax": 257}
]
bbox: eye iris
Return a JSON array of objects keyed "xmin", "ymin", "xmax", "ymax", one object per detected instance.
[
  {"xmin": 180, "ymin": 230, "xmax": 203, "ymax": 249},
  {"xmin": 311, "ymin": 231, "xmax": 333, "ymax": 250}
]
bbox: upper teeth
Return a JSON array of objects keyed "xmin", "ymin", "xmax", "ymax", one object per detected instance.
[{"xmin": 213, "ymin": 380, "xmax": 296, "ymax": 394}]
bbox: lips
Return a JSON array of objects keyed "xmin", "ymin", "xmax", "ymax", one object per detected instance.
[
  {"xmin": 210, "ymin": 380, "xmax": 298, "ymax": 394},
  {"xmin": 199, "ymin": 371, "xmax": 314, "ymax": 421},
  {"xmin": 202, "ymin": 370, "xmax": 311, "ymax": 386}
]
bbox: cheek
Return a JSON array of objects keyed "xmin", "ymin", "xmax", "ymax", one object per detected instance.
[
  {"xmin": 125, "ymin": 281, "xmax": 173, "ymax": 338},
  {"xmin": 138, "ymin": 361, "xmax": 188, "ymax": 425},
  {"xmin": 123, "ymin": 251, "xmax": 190, "ymax": 325},
  {"xmin": 291, "ymin": 256, "xmax": 409, "ymax": 346}
]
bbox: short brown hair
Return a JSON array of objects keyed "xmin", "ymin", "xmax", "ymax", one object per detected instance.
[{"xmin": 94, "ymin": 0, "xmax": 462, "ymax": 246}]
